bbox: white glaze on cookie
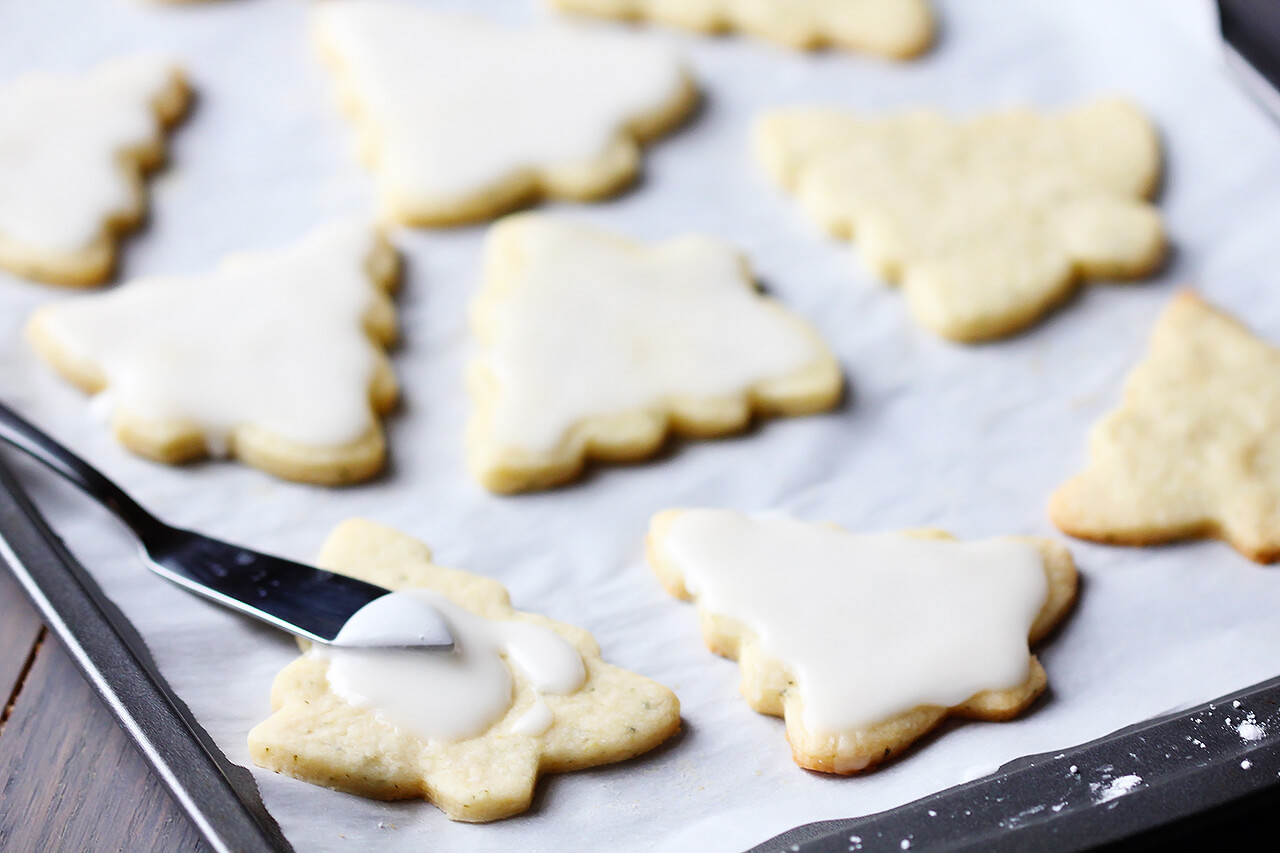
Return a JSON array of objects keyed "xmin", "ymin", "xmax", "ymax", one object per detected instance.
[
  {"xmin": 0, "ymin": 56, "xmax": 180, "ymax": 254},
  {"xmin": 32, "ymin": 220, "xmax": 390, "ymax": 450},
  {"xmin": 320, "ymin": 590, "xmax": 586, "ymax": 742},
  {"xmin": 661, "ymin": 509, "xmax": 1048, "ymax": 735},
  {"xmin": 314, "ymin": 0, "xmax": 689, "ymax": 216},
  {"xmin": 475, "ymin": 217, "xmax": 830, "ymax": 453}
]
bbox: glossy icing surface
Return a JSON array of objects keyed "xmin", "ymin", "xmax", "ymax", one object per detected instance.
[
  {"xmin": 0, "ymin": 56, "xmax": 178, "ymax": 253},
  {"xmin": 662, "ymin": 509, "xmax": 1048, "ymax": 734},
  {"xmin": 476, "ymin": 217, "xmax": 829, "ymax": 453},
  {"xmin": 35, "ymin": 220, "xmax": 390, "ymax": 449},
  {"xmin": 321, "ymin": 590, "xmax": 586, "ymax": 741}
]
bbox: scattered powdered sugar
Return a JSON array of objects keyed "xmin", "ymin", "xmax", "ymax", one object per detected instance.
[
  {"xmin": 900, "ymin": 840, "xmax": 911, "ymax": 851},
  {"xmin": 1242, "ymin": 760, "xmax": 1253, "ymax": 770},
  {"xmin": 1234, "ymin": 711, "xmax": 1266, "ymax": 743},
  {"xmin": 1092, "ymin": 774, "xmax": 1143, "ymax": 804}
]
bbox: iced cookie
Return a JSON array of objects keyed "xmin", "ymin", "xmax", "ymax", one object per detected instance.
[
  {"xmin": 248, "ymin": 518, "xmax": 680, "ymax": 822},
  {"xmin": 550, "ymin": 0, "xmax": 934, "ymax": 60},
  {"xmin": 26, "ymin": 220, "xmax": 398, "ymax": 485},
  {"xmin": 468, "ymin": 215, "xmax": 842, "ymax": 493},
  {"xmin": 755, "ymin": 99, "xmax": 1165, "ymax": 341},
  {"xmin": 647, "ymin": 509, "xmax": 1077, "ymax": 773},
  {"xmin": 1051, "ymin": 291, "xmax": 1280, "ymax": 563},
  {"xmin": 0, "ymin": 57, "xmax": 189, "ymax": 286},
  {"xmin": 313, "ymin": 0, "xmax": 697, "ymax": 226}
]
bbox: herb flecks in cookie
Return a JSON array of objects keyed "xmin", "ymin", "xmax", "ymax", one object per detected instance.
[
  {"xmin": 313, "ymin": 0, "xmax": 697, "ymax": 226},
  {"xmin": 647, "ymin": 509, "xmax": 1077, "ymax": 773},
  {"xmin": 551, "ymin": 0, "xmax": 934, "ymax": 60},
  {"xmin": 248, "ymin": 518, "xmax": 680, "ymax": 822},
  {"xmin": 26, "ymin": 220, "xmax": 399, "ymax": 485},
  {"xmin": 1052, "ymin": 291, "xmax": 1280, "ymax": 563},
  {"xmin": 756, "ymin": 100, "xmax": 1165, "ymax": 341},
  {"xmin": 0, "ymin": 57, "xmax": 189, "ymax": 286},
  {"xmin": 468, "ymin": 215, "xmax": 842, "ymax": 493}
]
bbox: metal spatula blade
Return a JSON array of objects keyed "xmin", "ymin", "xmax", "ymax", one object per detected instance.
[{"xmin": 0, "ymin": 400, "xmax": 452, "ymax": 651}]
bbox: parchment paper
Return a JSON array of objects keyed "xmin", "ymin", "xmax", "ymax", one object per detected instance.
[{"xmin": 3, "ymin": 1, "xmax": 1280, "ymax": 850}]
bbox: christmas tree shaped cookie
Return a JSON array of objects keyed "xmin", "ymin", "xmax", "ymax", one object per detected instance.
[
  {"xmin": 0, "ymin": 57, "xmax": 189, "ymax": 286},
  {"xmin": 26, "ymin": 220, "xmax": 399, "ymax": 484},
  {"xmin": 468, "ymin": 215, "xmax": 843, "ymax": 493},
  {"xmin": 755, "ymin": 99, "xmax": 1165, "ymax": 341},
  {"xmin": 1052, "ymin": 291, "xmax": 1280, "ymax": 563},
  {"xmin": 551, "ymin": 0, "xmax": 934, "ymax": 60},
  {"xmin": 249, "ymin": 518, "xmax": 680, "ymax": 822},
  {"xmin": 313, "ymin": 0, "xmax": 697, "ymax": 226},
  {"xmin": 647, "ymin": 509, "xmax": 1077, "ymax": 773}
]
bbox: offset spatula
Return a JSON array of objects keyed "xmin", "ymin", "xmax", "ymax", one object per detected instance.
[{"xmin": 0, "ymin": 399, "xmax": 452, "ymax": 650}]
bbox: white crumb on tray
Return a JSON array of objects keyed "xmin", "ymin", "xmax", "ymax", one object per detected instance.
[
  {"xmin": 1234, "ymin": 712, "xmax": 1266, "ymax": 742},
  {"xmin": 1092, "ymin": 774, "xmax": 1143, "ymax": 804}
]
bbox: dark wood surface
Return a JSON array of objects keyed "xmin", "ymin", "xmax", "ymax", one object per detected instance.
[{"xmin": 0, "ymin": 566, "xmax": 207, "ymax": 853}]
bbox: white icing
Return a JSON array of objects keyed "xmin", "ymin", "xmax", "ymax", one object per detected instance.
[
  {"xmin": 36, "ymin": 220, "xmax": 387, "ymax": 449},
  {"xmin": 319, "ymin": 590, "xmax": 586, "ymax": 742},
  {"xmin": 661, "ymin": 510, "xmax": 1049, "ymax": 735},
  {"xmin": 512, "ymin": 697, "xmax": 555, "ymax": 737},
  {"xmin": 314, "ymin": 0, "xmax": 686, "ymax": 204},
  {"xmin": 331, "ymin": 590, "xmax": 454, "ymax": 650},
  {"xmin": 0, "ymin": 57, "xmax": 177, "ymax": 253},
  {"xmin": 477, "ymin": 218, "xmax": 828, "ymax": 452}
]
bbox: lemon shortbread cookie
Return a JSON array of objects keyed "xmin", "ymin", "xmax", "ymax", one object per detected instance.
[
  {"xmin": 551, "ymin": 0, "xmax": 933, "ymax": 60},
  {"xmin": 26, "ymin": 220, "xmax": 399, "ymax": 485},
  {"xmin": 0, "ymin": 57, "xmax": 189, "ymax": 286},
  {"xmin": 313, "ymin": 0, "xmax": 697, "ymax": 226},
  {"xmin": 249, "ymin": 518, "xmax": 680, "ymax": 822},
  {"xmin": 1051, "ymin": 291, "xmax": 1280, "ymax": 563},
  {"xmin": 647, "ymin": 509, "xmax": 1076, "ymax": 773},
  {"xmin": 755, "ymin": 99, "xmax": 1165, "ymax": 342},
  {"xmin": 468, "ymin": 215, "xmax": 842, "ymax": 493}
]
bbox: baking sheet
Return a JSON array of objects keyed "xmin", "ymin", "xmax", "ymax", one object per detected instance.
[{"xmin": 3, "ymin": 1, "xmax": 1280, "ymax": 851}]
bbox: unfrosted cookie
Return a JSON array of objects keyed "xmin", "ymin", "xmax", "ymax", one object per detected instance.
[
  {"xmin": 647, "ymin": 509, "xmax": 1077, "ymax": 773},
  {"xmin": 755, "ymin": 100, "xmax": 1165, "ymax": 342},
  {"xmin": 1051, "ymin": 291, "xmax": 1280, "ymax": 563},
  {"xmin": 26, "ymin": 220, "xmax": 399, "ymax": 485},
  {"xmin": 550, "ymin": 0, "xmax": 934, "ymax": 59},
  {"xmin": 0, "ymin": 57, "xmax": 189, "ymax": 286},
  {"xmin": 468, "ymin": 215, "xmax": 842, "ymax": 493},
  {"xmin": 313, "ymin": 0, "xmax": 697, "ymax": 226},
  {"xmin": 248, "ymin": 518, "xmax": 680, "ymax": 822}
]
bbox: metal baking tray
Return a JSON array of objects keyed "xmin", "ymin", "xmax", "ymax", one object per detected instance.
[{"xmin": 5, "ymin": 448, "xmax": 1280, "ymax": 853}]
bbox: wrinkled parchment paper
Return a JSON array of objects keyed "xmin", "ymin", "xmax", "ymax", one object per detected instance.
[{"xmin": 3, "ymin": 1, "xmax": 1280, "ymax": 850}]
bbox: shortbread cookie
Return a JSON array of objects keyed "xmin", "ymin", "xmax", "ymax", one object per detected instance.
[
  {"xmin": 0, "ymin": 57, "xmax": 189, "ymax": 286},
  {"xmin": 647, "ymin": 509, "xmax": 1077, "ymax": 773},
  {"xmin": 248, "ymin": 518, "xmax": 680, "ymax": 822},
  {"xmin": 755, "ymin": 100, "xmax": 1165, "ymax": 341},
  {"xmin": 1051, "ymin": 291, "xmax": 1280, "ymax": 563},
  {"xmin": 551, "ymin": 0, "xmax": 934, "ymax": 60},
  {"xmin": 26, "ymin": 220, "xmax": 399, "ymax": 485},
  {"xmin": 313, "ymin": 0, "xmax": 697, "ymax": 226},
  {"xmin": 468, "ymin": 215, "xmax": 842, "ymax": 493}
]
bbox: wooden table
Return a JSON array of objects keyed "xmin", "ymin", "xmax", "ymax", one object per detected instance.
[{"xmin": 0, "ymin": 565, "xmax": 206, "ymax": 852}]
